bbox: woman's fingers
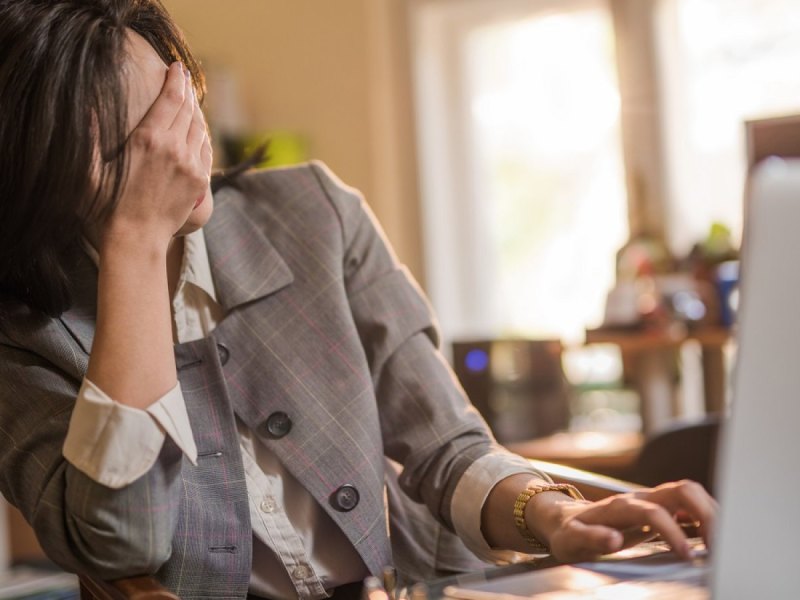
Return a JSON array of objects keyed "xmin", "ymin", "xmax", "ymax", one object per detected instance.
[
  {"xmin": 177, "ymin": 70, "xmax": 212, "ymax": 182},
  {"xmin": 546, "ymin": 481, "xmax": 717, "ymax": 564},
  {"xmin": 577, "ymin": 496, "xmax": 693, "ymax": 559},
  {"xmin": 169, "ymin": 67, "xmax": 195, "ymax": 134},
  {"xmin": 636, "ymin": 480, "xmax": 718, "ymax": 548},
  {"xmin": 186, "ymin": 92, "xmax": 206, "ymax": 148},
  {"xmin": 551, "ymin": 518, "xmax": 623, "ymax": 563},
  {"xmin": 199, "ymin": 130, "xmax": 213, "ymax": 173},
  {"xmin": 138, "ymin": 61, "xmax": 186, "ymax": 129},
  {"xmin": 188, "ymin": 94, "xmax": 212, "ymax": 178}
]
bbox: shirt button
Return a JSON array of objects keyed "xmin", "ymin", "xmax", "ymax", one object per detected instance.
[
  {"xmin": 292, "ymin": 565, "xmax": 310, "ymax": 580},
  {"xmin": 259, "ymin": 497, "xmax": 277, "ymax": 513},
  {"xmin": 265, "ymin": 412, "xmax": 292, "ymax": 438}
]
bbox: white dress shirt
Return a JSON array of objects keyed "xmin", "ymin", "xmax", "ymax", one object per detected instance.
[{"xmin": 63, "ymin": 229, "xmax": 539, "ymax": 599}]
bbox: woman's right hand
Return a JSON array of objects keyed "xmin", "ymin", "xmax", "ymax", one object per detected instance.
[
  {"xmin": 543, "ymin": 479, "xmax": 718, "ymax": 563},
  {"xmin": 101, "ymin": 61, "xmax": 212, "ymax": 252}
]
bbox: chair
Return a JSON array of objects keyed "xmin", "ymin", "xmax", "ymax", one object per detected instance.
[
  {"xmin": 626, "ymin": 416, "xmax": 721, "ymax": 495},
  {"xmin": 79, "ymin": 575, "xmax": 178, "ymax": 600},
  {"xmin": 511, "ymin": 418, "xmax": 721, "ymax": 495}
]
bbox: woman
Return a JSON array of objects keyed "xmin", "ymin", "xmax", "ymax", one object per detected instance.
[{"xmin": 0, "ymin": 1, "xmax": 716, "ymax": 599}]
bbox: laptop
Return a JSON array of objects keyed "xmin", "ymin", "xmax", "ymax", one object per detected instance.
[
  {"xmin": 712, "ymin": 157, "xmax": 800, "ymax": 597},
  {"xmin": 440, "ymin": 158, "xmax": 800, "ymax": 599}
]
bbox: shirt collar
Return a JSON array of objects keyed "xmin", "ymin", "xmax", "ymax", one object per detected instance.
[{"xmin": 181, "ymin": 229, "xmax": 219, "ymax": 303}]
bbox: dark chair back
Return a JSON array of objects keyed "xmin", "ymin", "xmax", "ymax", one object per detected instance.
[{"xmin": 630, "ymin": 416, "xmax": 722, "ymax": 495}]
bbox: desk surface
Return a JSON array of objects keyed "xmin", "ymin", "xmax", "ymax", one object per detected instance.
[{"xmin": 506, "ymin": 432, "xmax": 642, "ymax": 478}]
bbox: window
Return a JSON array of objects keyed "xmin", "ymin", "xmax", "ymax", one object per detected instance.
[
  {"xmin": 412, "ymin": 0, "xmax": 628, "ymax": 344},
  {"xmin": 657, "ymin": 0, "xmax": 800, "ymax": 253}
]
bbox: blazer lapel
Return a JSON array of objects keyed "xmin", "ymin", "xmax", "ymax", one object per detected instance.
[{"xmin": 204, "ymin": 186, "xmax": 294, "ymax": 311}]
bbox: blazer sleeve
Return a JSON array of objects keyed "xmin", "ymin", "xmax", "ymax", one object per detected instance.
[
  {"xmin": 0, "ymin": 341, "xmax": 184, "ymax": 579},
  {"xmin": 308, "ymin": 161, "xmax": 544, "ymax": 531}
]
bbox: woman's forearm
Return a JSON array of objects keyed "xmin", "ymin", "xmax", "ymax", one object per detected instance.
[
  {"xmin": 86, "ymin": 228, "xmax": 175, "ymax": 410},
  {"xmin": 84, "ymin": 60, "xmax": 210, "ymax": 410}
]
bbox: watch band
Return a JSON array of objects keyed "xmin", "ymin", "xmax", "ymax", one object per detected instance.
[{"xmin": 513, "ymin": 483, "xmax": 584, "ymax": 552}]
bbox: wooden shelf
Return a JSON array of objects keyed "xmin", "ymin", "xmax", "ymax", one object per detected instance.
[{"xmin": 585, "ymin": 326, "xmax": 732, "ymax": 351}]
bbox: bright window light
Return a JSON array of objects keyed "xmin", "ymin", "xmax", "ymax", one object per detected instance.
[
  {"xmin": 658, "ymin": 0, "xmax": 800, "ymax": 253},
  {"xmin": 464, "ymin": 5, "xmax": 629, "ymax": 343}
]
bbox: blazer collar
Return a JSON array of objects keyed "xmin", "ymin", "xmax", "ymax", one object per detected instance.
[
  {"xmin": 59, "ymin": 184, "xmax": 294, "ymax": 355},
  {"xmin": 204, "ymin": 185, "xmax": 294, "ymax": 312}
]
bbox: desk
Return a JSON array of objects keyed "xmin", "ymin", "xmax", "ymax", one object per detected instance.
[
  {"xmin": 506, "ymin": 432, "xmax": 643, "ymax": 480},
  {"xmin": 584, "ymin": 326, "xmax": 731, "ymax": 434}
]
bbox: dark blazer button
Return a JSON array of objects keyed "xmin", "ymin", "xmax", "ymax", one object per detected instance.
[
  {"xmin": 265, "ymin": 412, "xmax": 292, "ymax": 438},
  {"xmin": 216, "ymin": 343, "xmax": 230, "ymax": 366},
  {"xmin": 332, "ymin": 484, "xmax": 359, "ymax": 512}
]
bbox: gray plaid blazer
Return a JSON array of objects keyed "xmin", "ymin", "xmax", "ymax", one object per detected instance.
[{"xmin": 0, "ymin": 162, "xmax": 498, "ymax": 598}]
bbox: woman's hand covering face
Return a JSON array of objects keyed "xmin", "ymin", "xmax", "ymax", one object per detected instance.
[{"xmin": 101, "ymin": 36, "xmax": 213, "ymax": 250}]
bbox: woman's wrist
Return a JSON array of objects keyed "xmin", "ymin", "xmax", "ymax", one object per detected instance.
[
  {"xmin": 523, "ymin": 491, "xmax": 588, "ymax": 548},
  {"xmin": 99, "ymin": 219, "xmax": 172, "ymax": 262}
]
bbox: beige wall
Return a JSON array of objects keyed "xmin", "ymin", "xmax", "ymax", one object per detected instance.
[{"xmin": 161, "ymin": 0, "xmax": 426, "ymax": 283}]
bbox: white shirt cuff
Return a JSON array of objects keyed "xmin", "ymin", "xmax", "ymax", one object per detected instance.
[
  {"xmin": 450, "ymin": 451, "xmax": 552, "ymax": 563},
  {"xmin": 63, "ymin": 378, "xmax": 197, "ymax": 489}
]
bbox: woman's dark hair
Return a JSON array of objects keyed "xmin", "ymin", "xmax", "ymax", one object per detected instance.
[{"xmin": 0, "ymin": 0, "xmax": 206, "ymax": 317}]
